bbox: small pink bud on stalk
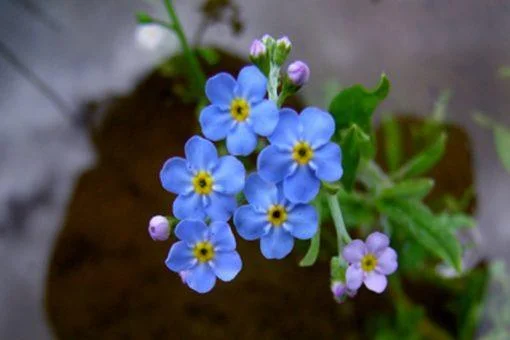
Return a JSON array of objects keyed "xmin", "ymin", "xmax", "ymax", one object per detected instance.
[
  {"xmin": 148, "ymin": 215, "xmax": 170, "ymax": 241},
  {"xmin": 249, "ymin": 39, "xmax": 266, "ymax": 58},
  {"xmin": 287, "ymin": 60, "xmax": 310, "ymax": 87}
]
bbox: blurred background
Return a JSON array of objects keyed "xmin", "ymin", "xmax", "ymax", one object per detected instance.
[{"xmin": 1, "ymin": 0, "xmax": 509, "ymax": 338}]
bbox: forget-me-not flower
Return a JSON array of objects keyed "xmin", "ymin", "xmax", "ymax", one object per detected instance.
[
  {"xmin": 166, "ymin": 220, "xmax": 242, "ymax": 293},
  {"xmin": 234, "ymin": 173, "xmax": 318, "ymax": 259},
  {"xmin": 257, "ymin": 107, "xmax": 343, "ymax": 203},
  {"xmin": 343, "ymin": 232, "xmax": 398, "ymax": 294},
  {"xmin": 199, "ymin": 65, "xmax": 279, "ymax": 156},
  {"xmin": 160, "ymin": 136, "xmax": 245, "ymax": 221}
]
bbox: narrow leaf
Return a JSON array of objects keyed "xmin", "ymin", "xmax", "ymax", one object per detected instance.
[
  {"xmin": 436, "ymin": 212, "xmax": 476, "ymax": 230},
  {"xmin": 136, "ymin": 12, "xmax": 154, "ymax": 24},
  {"xmin": 377, "ymin": 198, "xmax": 462, "ymax": 272},
  {"xmin": 392, "ymin": 133, "xmax": 446, "ymax": 180},
  {"xmin": 382, "ymin": 115, "xmax": 403, "ymax": 172},
  {"xmin": 379, "ymin": 178, "xmax": 434, "ymax": 200},
  {"xmin": 299, "ymin": 227, "xmax": 321, "ymax": 267},
  {"xmin": 299, "ymin": 199, "xmax": 323, "ymax": 267},
  {"xmin": 494, "ymin": 126, "xmax": 510, "ymax": 174}
]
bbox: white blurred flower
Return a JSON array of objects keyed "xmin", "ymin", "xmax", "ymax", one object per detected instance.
[{"xmin": 135, "ymin": 24, "xmax": 165, "ymax": 50}]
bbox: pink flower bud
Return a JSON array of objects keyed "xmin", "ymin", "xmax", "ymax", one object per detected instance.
[
  {"xmin": 276, "ymin": 36, "xmax": 292, "ymax": 50},
  {"xmin": 249, "ymin": 39, "xmax": 266, "ymax": 58},
  {"xmin": 148, "ymin": 215, "xmax": 170, "ymax": 241},
  {"xmin": 287, "ymin": 60, "xmax": 310, "ymax": 86},
  {"xmin": 331, "ymin": 281, "xmax": 357, "ymax": 303}
]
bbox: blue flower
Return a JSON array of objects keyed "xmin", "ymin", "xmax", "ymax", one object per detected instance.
[
  {"xmin": 160, "ymin": 136, "xmax": 245, "ymax": 221},
  {"xmin": 199, "ymin": 65, "xmax": 279, "ymax": 156},
  {"xmin": 234, "ymin": 173, "xmax": 318, "ymax": 259},
  {"xmin": 166, "ymin": 220, "xmax": 242, "ymax": 293},
  {"xmin": 257, "ymin": 107, "xmax": 343, "ymax": 203}
]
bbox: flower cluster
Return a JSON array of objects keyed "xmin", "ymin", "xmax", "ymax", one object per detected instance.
[{"xmin": 148, "ymin": 35, "xmax": 398, "ymax": 298}]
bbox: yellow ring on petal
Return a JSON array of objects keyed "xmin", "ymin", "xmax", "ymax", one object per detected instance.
[
  {"xmin": 267, "ymin": 205, "xmax": 288, "ymax": 226},
  {"xmin": 193, "ymin": 241, "xmax": 215, "ymax": 262},
  {"xmin": 292, "ymin": 141, "xmax": 314, "ymax": 165},
  {"xmin": 361, "ymin": 253, "xmax": 378, "ymax": 272},
  {"xmin": 192, "ymin": 171, "xmax": 214, "ymax": 195},
  {"xmin": 230, "ymin": 98, "xmax": 250, "ymax": 122}
]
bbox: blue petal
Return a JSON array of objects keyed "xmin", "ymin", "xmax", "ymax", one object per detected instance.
[
  {"xmin": 173, "ymin": 193, "xmax": 206, "ymax": 220},
  {"xmin": 260, "ymin": 227, "xmax": 295, "ymax": 259},
  {"xmin": 165, "ymin": 241, "xmax": 195, "ymax": 272},
  {"xmin": 205, "ymin": 73, "xmax": 236, "ymax": 110},
  {"xmin": 159, "ymin": 157, "xmax": 192, "ymax": 194},
  {"xmin": 205, "ymin": 192, "xmax": 237, "ymax": 221},
  {"xmin": 185, "ymin": 136, "xmax": 218, "ymax": 171},
  {"xmin": 299, "ymin": 107, "xmax": 335, "ymax": 148},
  {"xmin": 174, "ymin": 220, "xmax": 208, "ymax": 243},
  {"xmin": 243, "ymin": 173, "xmax": 278, "ymax": 209},
  {"xmin": 286, "ymin": 204, "xmax": 318, "ymax": 240},
  {"xmin": 257, "ymin": 145, "xmax": 294, "ymax": 183},
  {"xmin": 234, "ymin": 205, "xmax": 268, "ymax": 240},
  {"xmin": 212, "ymin": 156, "xmax": 245, "ymax": 195},
  {"xmin": 268, "ymin": 108, "xmax": 301, "ymax": 148},
  {"xmin": 250, "ymin": 100, "xmax": 279, "ymax": 136},
  {"xmin": 226, "ymin": 123, "xmax": 258, "ymax": 156},
  {"xmin": 283, "ymin": 165, "xmax": 320, "ymax": 203},
  {"xmin": 209, "ymin": 221, "xmax": 236, "ymax": 251},
  {"xmin": 236, "ymin": 65, "xmax": 267, "ymax": 104},
  {"xmin": 199, "ymin": 105, "xmax": 232, "ymax": 141},
  {"xmin": 186, "ymin": 263, "xmax": 217, "ymax": 293},
  {"xmin": 312, "ymin": 142, "xmax": 343, "ymax": 182},
  {"xmin": 211, "ymin": 251, "xmax": 242, "ymax": 282}
]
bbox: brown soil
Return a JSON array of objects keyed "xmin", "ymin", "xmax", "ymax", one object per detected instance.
[{"xmin": 45, "ymin": 52, "xmax": 476, "ymax": 339}]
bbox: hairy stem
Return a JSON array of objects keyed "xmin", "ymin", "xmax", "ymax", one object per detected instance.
[
  {"xmin": 326, "ymin": 193, "xmax": 352, "ymax": 257},
  {"xmin": 267, "ymin": 61, "xmax": 280, "ymax": 104},
  {"xmin": 163, "ymin": 0, "xmax": 206, "ymax": 99}
]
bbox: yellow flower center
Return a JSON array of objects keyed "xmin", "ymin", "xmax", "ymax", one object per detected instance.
[
  {"xmin": 267, "ymin": 205, "xmax": 288, "ymax": 226},
  {"xmin": 292, "ymin": 141, "xmax": 314, "ymax": 165},
  {"xmin": 193, "ymin": 241, "xmax": 215, "ymax": 263},
  {"xmin": 192, "ymin": 171, "xmax": 214, "ymax": 195},
  {"xmin": 361, "ymin": 253, "xmax": 378, "ymax": 272},
  {"xmin": 230, "ymin": 98, "xmax": 250, "ymax": 122}
]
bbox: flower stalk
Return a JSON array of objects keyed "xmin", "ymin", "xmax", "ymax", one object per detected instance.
[
  {"xmin": 163, "ymin": 0, "xmax": 206, "ymax": 100},
  {"xmin": 326, "ymin": 193, "xmax": 352, "ymax": 256}
]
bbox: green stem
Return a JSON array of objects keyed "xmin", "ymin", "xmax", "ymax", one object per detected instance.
[
  {"xmin": 267, "ymin": 61, "xmax": 280, "ymax": 104},
  {"xmin": 163, "ymin": 0, "xmax": 206, "ymax": 98},
  {"xmin": 326, "ymin": 193, "xmax": 352, "ymax": 257}
]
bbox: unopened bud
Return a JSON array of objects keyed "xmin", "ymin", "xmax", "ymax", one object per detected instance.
[
  {"xmin": 276, "ymin": 36, "xmax": 292, "ymax": 50},
  {"xmin": 287, "ymin": 60, "xmax": 310, "ymax": 86},
  {"xmin": 249, "ymin": 39, "xmax": 266, "ymax": 58},
  {"xmin": 274, "ymin": 36, "xmax": 292, "ymax": 65},
  {"xmin": 331, "ymin": 281, "xmax": 357, "ymax": 304},
  {"xmin": 148, "ymin": 215, "xmax": 170, "ymax": 241},
  {"xmin": 261, "ymin": 34, "xmax": 275, "ymax": 45}
]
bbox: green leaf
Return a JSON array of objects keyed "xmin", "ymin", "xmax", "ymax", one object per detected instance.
[
  {"xmin": 379, "ymin": 178, "xmax": 434, "ymax": 200},
  {"xmin": 329, "ymin": 73, "xmax": 390, "ymax": 136},
  {"xmin": 382, "ymin": 115, "xmax": 403, "ymax": 172},
  {"xmin": 436, "ymin": 212, "xmax": 476, "ymax": 230},
  {"xmin": 337, "ymin": 188, "xmax": 376, "ymax": 226},
  {"xmin": 391, "ymin": 133, "xmax": 446, "ymax": 180},
  {"xmin": 195, "ymin": 48, "xmax": 221, "ymax": 66},
  {"xmin": 339, "ymin": 124, "xmax": 370, "ymax": 190},
  {"xmin": 299, "ymin": 199, "xmax": 323, "ymax": 267},
  {"xmin": 299, "ymin": 228, "xmax": 321, "ymax": 267},
  {"xmin": 494, "ymin": 126, "xmax": 510, "ymax": 174},
  {"xmin": 136, "ymin": 11, "xmax": 154, "ymax": 24},
  {"xmin": 377, "ymin": 198, "xmax": 462, "ymax": 272}
]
